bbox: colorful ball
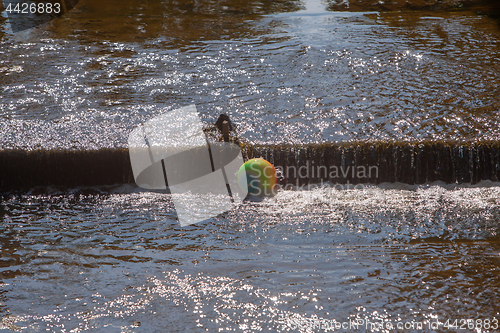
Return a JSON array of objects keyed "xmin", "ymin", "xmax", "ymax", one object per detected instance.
[{"xmin": 237, "ymin": 158, "xmax": 277, "ymax": 197}]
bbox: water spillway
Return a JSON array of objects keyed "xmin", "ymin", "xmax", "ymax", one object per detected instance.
[
  {"xmin": 0, "ymin": 148, "xmax": 134, "ymax": 190},
  {"xmin": 2, "ymin": 141, "xmax": 500, "ymax": 190},
  {"xmin": 243, "ymin": 141, "xmax": 500, "ymax": 186}
]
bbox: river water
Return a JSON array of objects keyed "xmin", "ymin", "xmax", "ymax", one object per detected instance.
[
  {"xmin": 1, "ymin": 0, "xmax": 500, "ymax": 148},
  {"xmin": 1, "ymin": 0, "xmax": 500, "ymax": 332}
]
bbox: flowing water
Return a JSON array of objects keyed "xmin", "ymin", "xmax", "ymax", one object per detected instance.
[
  {"xmin": 1, "ymin": 0, "xmax": 500, "ymax": 331},
  {"xmin": 1, "ymin": 183, "xmax": 500, "ymax": 332},
  {"xmin": 1, "ymin": 0, "xmax": 500, "ymax": 148}
]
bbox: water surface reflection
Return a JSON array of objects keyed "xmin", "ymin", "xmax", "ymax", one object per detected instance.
[
  {"xmin": 1, "ymin": 1, "xmax": 500, "ymax": 148},
  {"xmin": 1, "ymin": 185, "xmax": 500, "ymax": 331}
]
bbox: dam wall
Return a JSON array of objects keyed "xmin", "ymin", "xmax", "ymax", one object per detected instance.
[{"xmin": 1, "ymin": 141, "xmax": 500, "ymax": 190}]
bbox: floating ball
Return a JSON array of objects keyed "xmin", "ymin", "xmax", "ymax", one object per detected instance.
[{"xmin": 238, "ymin": 158, "xmax": 277, "ymax": 197}]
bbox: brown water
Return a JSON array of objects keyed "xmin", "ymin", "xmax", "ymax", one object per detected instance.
[
  {"xmin": 1, "ymin": 183, "xmax": 500, "ymax": 332},
  {"xmin": 1, "ymin": 0, "xmax": 500, "ymax": 148},
  {"xmin": 1, "ymin": 0, "xmax": 500, "ymax": 332}
]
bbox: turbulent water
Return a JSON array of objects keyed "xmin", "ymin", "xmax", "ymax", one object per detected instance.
[
  {"xmin": 2, "ymin": 0, "xmax": 500, "ymax": 332},
  {"xmin": 1, "ymin": 183, "xmax": 500, "ymax": 332}
]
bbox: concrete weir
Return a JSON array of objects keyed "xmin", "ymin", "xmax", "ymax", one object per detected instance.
[
  {"xmin": 242, "ymin": 141, "xmax": 500, "ymax": 187},
  {"xmin": 0, "ymin": 148, "xmax": 134, "ymax": 190},
  {"xmin": 1, "ymin": 141, "xmax": 500, "ymax": 191}
]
